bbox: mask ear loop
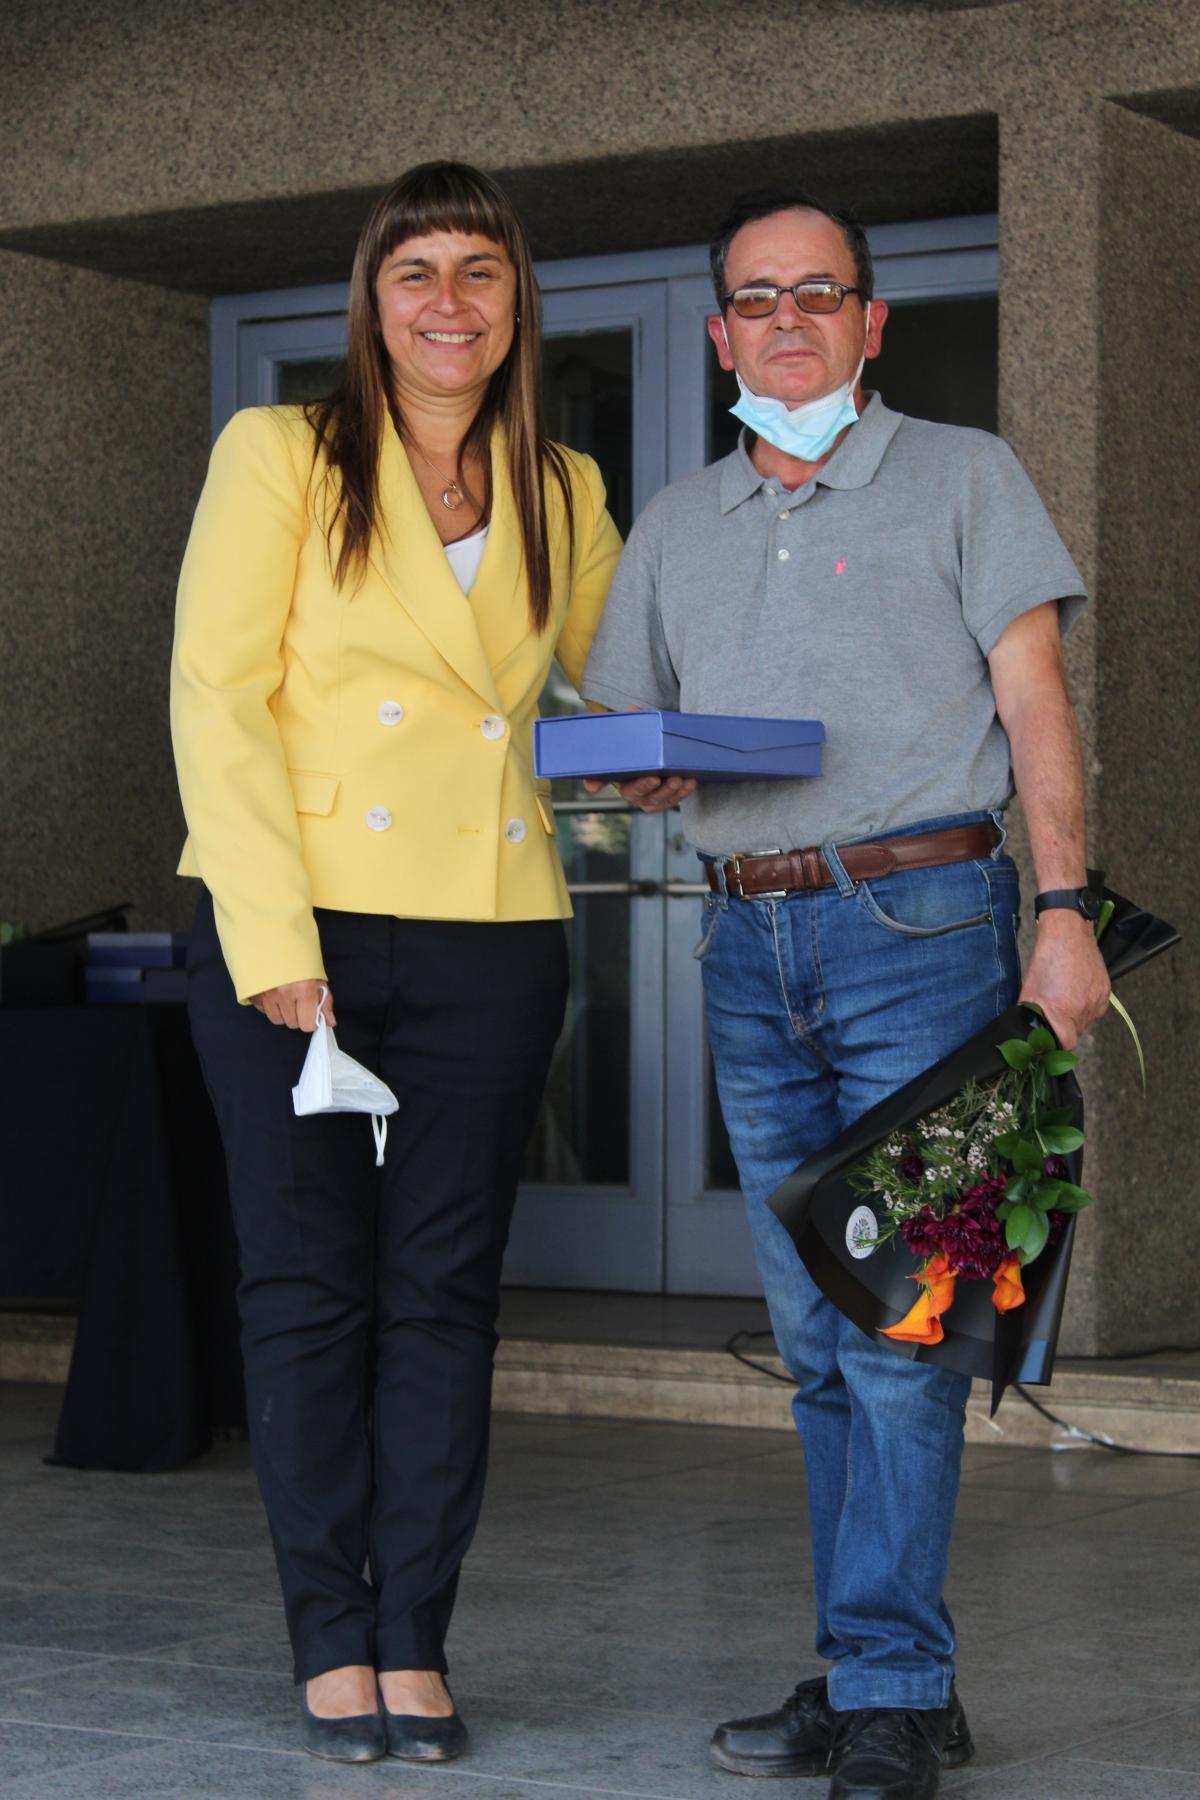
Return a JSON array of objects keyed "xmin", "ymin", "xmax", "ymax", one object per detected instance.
[
  {"xmin": 313, "ymin": 985, "xmax": 331, "ymax": 1031},
  {"xmin": 372, "ymin": 1115, "xmax": 387, "ymax": 1168}
]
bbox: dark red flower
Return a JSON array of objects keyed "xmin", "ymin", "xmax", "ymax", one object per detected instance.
[
  {"xmin": 900, "ymin": 1148, "xmax": 925, "ymax": 1182},
  {"xmin": 899, "ymin": 1173, "xmax": 1009, "ymax": 1281},
  {"xmin": 1043, "ymin": 1154, "xmax": 1070, "ymax": 1180}
]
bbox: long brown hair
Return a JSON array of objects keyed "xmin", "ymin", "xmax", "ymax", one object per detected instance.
[{"xmin": 305, "ymin": 161, "xmax": 573, "ymax": 632}]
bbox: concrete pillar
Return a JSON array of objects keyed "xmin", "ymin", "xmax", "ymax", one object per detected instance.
[
  {"xmin": 1089, "ymin": 102, "xmax": 1200, "ymax": 1350},
  {"xmin": 998, "ymin": 95, "xmax": 1198, "ymax": 1352}
]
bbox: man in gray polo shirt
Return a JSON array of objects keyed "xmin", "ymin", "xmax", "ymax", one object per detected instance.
[{"xmin": 582, "ymin": 188, "xmax": 1110, "ymax": 1800}]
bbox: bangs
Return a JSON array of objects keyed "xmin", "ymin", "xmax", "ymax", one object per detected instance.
[{"xmin": 370, "ymin": 162, "xmax": 518, "ymax": 271}]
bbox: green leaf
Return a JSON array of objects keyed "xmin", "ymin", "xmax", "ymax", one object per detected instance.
[
  {"xmin": 1038, "ymin": 1106, "xmax": 1076, "ymax": 1127},
  {"xmin": 1031, "ymin": 1181, "xmax": 1063, "ymax": 1210},
  {"xmin": 1027, "ymin": 1027, "xmax": 1057, "ymax": 1053},
  {"xmin": 1012, "ymin": 1139, "xmax": 1045, "ymax": 1173},
  {"xmin": 992, "ymin": 1131, "xmax": 1025, "ymax": 1159},
  {"xmin": 1019, "ymin": 1209, "xmax": 1050, "ymax": 1260},
  {"xmin": 1039, "ymin": 1125, "xmax": 1085, "ymax": 1154},
  {"xmin": 1006, "ymin": 1203, "xmax": 1034, "ymax": 1249},
  {"xmin": 1044, "ymin": 1050, "xmax": 1078, "ymax": 1077},
  {"xmin": 996, "ymin": 1200, "xmax": 1014, "ymax": 1220},
  {"xmin": 1004, "ymin": 1173, "xmax": 1032, "ymax": 1204},
  {"xmin": 997, "ymin": 1039, "xmax": 1033, "ymax": 1070},
  {"xmin": 1109, "ymin": 992, "xmax": 1147, "ymax": 1095},
  {"xmin": 1051, "ymin": 1183, "xmax": 1093, "ymax": 1212}
]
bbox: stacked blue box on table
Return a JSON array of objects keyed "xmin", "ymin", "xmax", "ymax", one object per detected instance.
[
  {"xmin": 85, "ymin": 933, "xmax": 189, "ymax": 1004},
  {"xmin": 534, "ymin": 710, "xmax": 826, "ymax": 781}
]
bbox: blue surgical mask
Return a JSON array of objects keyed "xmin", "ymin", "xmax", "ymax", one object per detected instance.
[{"xmin": 725, "ymin": 304, "xmax": 870, "ymax": 462}]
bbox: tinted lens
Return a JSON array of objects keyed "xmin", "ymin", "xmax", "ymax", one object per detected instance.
[
  {"xmin": 730, "ymin": 287, "xmax": 779, "ymax": 318},
  {"xmin": 795, "ymin": 283, "xmax": 845, "ymax": 314}
]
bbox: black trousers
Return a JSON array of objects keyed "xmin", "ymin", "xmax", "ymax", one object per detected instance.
[{"xmin": 187, "ymin": 891, "xmax": 568, "ymax": 1682}]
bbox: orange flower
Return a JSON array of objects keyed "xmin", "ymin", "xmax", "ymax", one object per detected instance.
[
  {"xmin": 991, "ymin": 1254, "xmax": 1025, "ymax": 1313},
  {"xmin": 881, "ymin": 1253, "xmax": 958, "ymax": 1344}
]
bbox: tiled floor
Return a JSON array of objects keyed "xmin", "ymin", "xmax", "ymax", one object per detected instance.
[{"xmin": 2, "ymin": 1382, "xmax": 1199, "ymax": 1799}]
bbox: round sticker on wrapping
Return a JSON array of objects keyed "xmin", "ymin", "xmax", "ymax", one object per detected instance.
[{"xmin": 846, "ymin": 1204, "xmax": 879, "ymax": 1260}]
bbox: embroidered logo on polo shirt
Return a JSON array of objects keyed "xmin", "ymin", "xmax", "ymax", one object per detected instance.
[{"xmin": 834, "ymin": 558, "xmax": 847, "ymax": 576}]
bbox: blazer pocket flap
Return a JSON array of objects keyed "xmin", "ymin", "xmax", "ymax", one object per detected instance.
[
  {"xmin": 535, "ymin": 794, "xmax": 556, "ymax": 836},
  {"xmin": 288, "ymin": 769, "xmax": 341, "ymax": 816}
]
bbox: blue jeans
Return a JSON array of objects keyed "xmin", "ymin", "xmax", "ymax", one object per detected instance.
[{"xmin": 698, "ymin": 811, "xmax": 1020, "ymax": 1711}]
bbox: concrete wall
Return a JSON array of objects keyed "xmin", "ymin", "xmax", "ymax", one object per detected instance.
[
  {"xmin": 0, "ymin": 254, "xmax": 207, "ymax": 934},
  {"xmin": 0, "ymin": 0, "xmax": 1196, "ymax": 1348}
]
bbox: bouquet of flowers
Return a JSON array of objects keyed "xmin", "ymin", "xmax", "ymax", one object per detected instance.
[
  {"xmin": 847, "ymin": 1024, "xmax": 1091, "ymax": 1347},
  {"xmin": 767, "ymin": 880, "xmax": 1178, "ymax": 1410}
]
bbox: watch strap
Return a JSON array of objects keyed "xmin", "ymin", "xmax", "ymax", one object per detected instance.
[{"xmin": 1034, "ymin": 887, "xmax": 1096, "ymax": 919}]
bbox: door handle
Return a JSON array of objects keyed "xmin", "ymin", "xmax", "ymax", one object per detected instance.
[{"xmin": 564, "ymin": 879, "xmax": 710, "ymax": 897}]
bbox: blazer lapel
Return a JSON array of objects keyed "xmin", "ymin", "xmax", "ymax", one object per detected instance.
[
  {"xmin": 369, "ymin": 421, "xmax": 503, "ymax": 710},
  {"xmin": 465, "ymin": 438, "xmax": 537, "ymax": 686}
]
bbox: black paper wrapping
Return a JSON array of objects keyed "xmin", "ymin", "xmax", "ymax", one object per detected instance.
[{"xmin": 766, "ymin": 882, "xmax": 1179, "ymax": 1413}]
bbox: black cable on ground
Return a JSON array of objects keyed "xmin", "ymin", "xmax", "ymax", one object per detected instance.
[{"xmin": 726, "ymin": 1329, "xmax": 1200, "ymax": 1460}]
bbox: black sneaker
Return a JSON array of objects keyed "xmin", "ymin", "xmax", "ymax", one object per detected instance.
[
  {"xmin": 710, "ymin": 1674, "xmax": 836, "ymax": 1776},
  {"xmin": 827, "ymin": 1689, "xmax": 973, "ymax": 1799}
]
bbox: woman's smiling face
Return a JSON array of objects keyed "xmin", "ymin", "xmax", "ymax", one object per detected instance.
[{"xmin": 374, "ymin": 229, "xmax": 517, "ymax": 405}]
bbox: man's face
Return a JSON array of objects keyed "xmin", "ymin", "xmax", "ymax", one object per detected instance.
[{"xmin": 706, "ymin": 208, "xmax": 887, "ymax": 407}]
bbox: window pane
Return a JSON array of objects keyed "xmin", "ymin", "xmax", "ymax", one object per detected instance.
[
  {"xmin": 522, "ymin": 812, "xmax": 632, "ymax": 1186},
  {"xmin": 705, "ymin": 1050, "xmax": 740, "ymax": 1190},
  {"xmin": 871, "ymin": 296, "xmax": 997, "ymax": 432},
  {"xmin": 275, "ymin": 357, "xmax": 345, "ymax": 406},
  {"xmin": 523, "ymin": 324, "xmax": 638, "ymax": 1187},
  {"xmin": 543, "ymin": 328, "xmax": 634, "ymax": 537}
]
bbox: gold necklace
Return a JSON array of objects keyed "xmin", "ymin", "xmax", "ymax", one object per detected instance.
[{"xmin": 406, "ymin": 436, "xmax": 468, "ymax": 512}]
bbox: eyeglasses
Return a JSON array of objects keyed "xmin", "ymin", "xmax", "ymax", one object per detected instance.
[{"xmin": 721, "ymin": 281, "xmax": 864, "ymax": 319}]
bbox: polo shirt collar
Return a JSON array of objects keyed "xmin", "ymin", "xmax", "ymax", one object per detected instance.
[{"xmin": 718, "ymin": 391, "xmax": 903, "ymax": 513}]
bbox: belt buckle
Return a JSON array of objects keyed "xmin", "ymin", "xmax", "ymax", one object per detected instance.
[{"xmin": 730, "ymin": 849, "xmax": 788, "ymax": 902}]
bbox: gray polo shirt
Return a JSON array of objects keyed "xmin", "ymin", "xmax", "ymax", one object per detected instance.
[{"xmin": 582, "ymin": 394, "xmax": 1086, "ymax": 855}]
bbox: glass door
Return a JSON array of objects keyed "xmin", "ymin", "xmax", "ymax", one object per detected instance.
[{"xmin": 506, "ymin": 280, "xmax": 674, "ymax": 1289}]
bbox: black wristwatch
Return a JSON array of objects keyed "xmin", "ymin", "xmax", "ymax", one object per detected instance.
[{"xmin": 1034, "ymin": 886, "xmax": 1103, "ymax": 922}]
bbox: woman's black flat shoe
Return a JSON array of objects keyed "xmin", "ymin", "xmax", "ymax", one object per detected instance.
[
  {"xmin": 382, "ymin": 1703, "xmax": 468, "ymax": 1762},
  {"xmin": 300, "ymin": 1688, "xmax": 386, "ymax": 1762}
]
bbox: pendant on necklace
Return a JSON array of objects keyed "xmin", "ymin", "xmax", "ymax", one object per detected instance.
[{"xmin": 441, "ymin": 481, "xmax": 465, "ymax": 511}]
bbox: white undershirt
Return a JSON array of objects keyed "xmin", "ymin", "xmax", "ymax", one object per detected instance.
[{"xmin": 444, "ymin": 524, "xmax": 489, "ymax": 595}]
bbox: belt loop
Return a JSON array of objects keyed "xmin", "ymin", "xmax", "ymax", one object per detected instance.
[
  {"xmin": 822, "ymin": 841, "xmax": 857, "ymax": 898},
  {"xmin": 989, "ymin": 808, "xmax": 1008, "ymax": 856},
  {"xmin": 704, "ymin": 853, "xmax": 729, "ymax": 900}
]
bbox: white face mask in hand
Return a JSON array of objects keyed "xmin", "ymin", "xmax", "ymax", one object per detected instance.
[{"xmin": 291, "ymin": 987, "xmax": 398, "ymax": 1167}]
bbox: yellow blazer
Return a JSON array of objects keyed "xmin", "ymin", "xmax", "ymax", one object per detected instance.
[{"xmin": 171, "ymin": 406, "xmax": 622, "ymax": 1003}]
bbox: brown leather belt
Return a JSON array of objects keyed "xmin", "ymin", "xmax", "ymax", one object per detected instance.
[{"xmin": 707, "ymin": 823, "xmax": 1000, "ymax": 900}]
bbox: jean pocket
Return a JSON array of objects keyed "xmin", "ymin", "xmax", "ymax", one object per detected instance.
[
  {"xmin": 855, "ymin": 864, "xmax": 992, "ymax": 939},
  {"xmin": 693, "ymin": 895, "xmax": 725, "ymax": 961}
]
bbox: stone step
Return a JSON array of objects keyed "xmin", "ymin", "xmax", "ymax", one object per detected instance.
[
  {"xmin": 492, "ymin": 1338, "xmax": 1200, "ymax": 1454},
  {"xmin": 0, "ymin": 1313, "xmax": 74, "ymax": 1385},
  {"xmin": 6, "ymin": 1312, "xmax": 1199, "ymax": 1455}
]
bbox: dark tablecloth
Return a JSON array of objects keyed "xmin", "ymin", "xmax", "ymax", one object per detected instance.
[{"xmin": 0, "ymin": 1005, "xmax": 244, "ymax": 1469}]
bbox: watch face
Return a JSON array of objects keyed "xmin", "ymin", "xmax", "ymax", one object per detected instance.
[{"xmin": 1078, "ymin": 887, "xmax": 1102, "ymax": 921}]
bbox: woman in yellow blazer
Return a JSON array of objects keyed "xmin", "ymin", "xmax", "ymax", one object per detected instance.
[{"xmin": 172, "ymin": 162, "xmax": 621, "ymax": 1765}]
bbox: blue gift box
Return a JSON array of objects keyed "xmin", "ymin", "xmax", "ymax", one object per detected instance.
[{"xmin": 534, "ymin": 710, "xmax": 825, "ymax": 781}]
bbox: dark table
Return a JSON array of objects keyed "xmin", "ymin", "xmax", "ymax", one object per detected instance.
[{"xmin": 0, "ymin": 1005, "xmax": 244, "ymax": 1469}]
